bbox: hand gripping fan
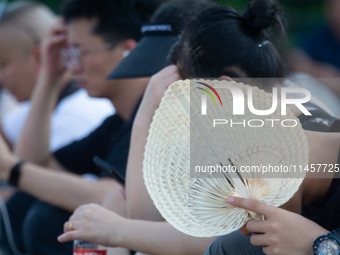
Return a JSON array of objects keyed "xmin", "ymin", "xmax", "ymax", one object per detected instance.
[{"xmin": 143, "ymin": 79, "xmax": 308, "ymax": 237}]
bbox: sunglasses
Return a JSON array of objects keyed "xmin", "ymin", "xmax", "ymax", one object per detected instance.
[{"xmin": 60, "ymin": 40, "xmax": 122, "ymax": 69}]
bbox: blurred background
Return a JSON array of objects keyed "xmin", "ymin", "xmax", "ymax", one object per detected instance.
[
  {"xmin": 3, "ymin": 0, "xmax": 328, "ymax": 49},
  {"xmin": 3, "ymin": 0, "xmax": 340, "ymax": 110},
  {"xmin": 216, "ymin": 0, "xmax": 326, "ymax": 48}
]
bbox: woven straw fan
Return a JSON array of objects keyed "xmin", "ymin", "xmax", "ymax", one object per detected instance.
[{"xmin": 143, "ymin": 79, "xmax": 308, "ymax": 237}]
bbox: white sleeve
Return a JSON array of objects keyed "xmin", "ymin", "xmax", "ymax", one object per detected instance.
[
  {"xmin": 1, "ymin": 102, "xmax": 31, "ymax": 145},
  {"xmin": 1, "ymin": 90, "xmax": 114, "ymax": 152},
  {"xmin": 49, "ymin": 89, "xmax": 115, "ymax": 152}
]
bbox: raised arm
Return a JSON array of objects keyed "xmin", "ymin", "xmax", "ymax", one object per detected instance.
[
  {"xmin": 125, "ymin": 65, "xmax": 182, "ymax": 220},
  {"xmin": 14, "ymin": 21, "xmax": 70, "ymax": 166}
]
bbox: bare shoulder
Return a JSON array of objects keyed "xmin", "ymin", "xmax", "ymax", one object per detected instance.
[
  {"xmin": 305, "ymin": 130, "xmax": 340, "ymax": 164},
  {"xmin": 300, "ymin": 131, "xmax": 339, "ymax": 205}
]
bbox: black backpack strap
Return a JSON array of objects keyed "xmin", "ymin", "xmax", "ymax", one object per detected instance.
[{"xmin": 298, "ymin": 102, "xmax": 340, "ymax": 132}]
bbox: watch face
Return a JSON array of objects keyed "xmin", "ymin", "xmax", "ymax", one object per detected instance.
[{"xmin": 318, "ymin": 239, "xmax": 340, "ymax": 255}]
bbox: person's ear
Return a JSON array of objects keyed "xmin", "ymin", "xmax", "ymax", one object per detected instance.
[
  {"xmin": 120, "ymin": 39, "xmax": 137, "ymax": 59},
  {"xmin": 123, "ymin": 39, "xmax": 137, "ymax": 52},
  {"xmin": 219, "ymin": 75, "xmax": 233, "ymax": 81}
]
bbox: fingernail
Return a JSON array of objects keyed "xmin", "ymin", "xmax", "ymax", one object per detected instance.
[{"xmin": 227, "ymin": 197, "xmax": 235, "ymax": 203}]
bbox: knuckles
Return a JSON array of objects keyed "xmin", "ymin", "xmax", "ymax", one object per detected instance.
[
  {"xmin": 266, "ymin": 246, "xmax": 281, "ymax": 255},
  {"xmin": 243, "ymin": 199, "xmax": 261, "ymax": 212}
]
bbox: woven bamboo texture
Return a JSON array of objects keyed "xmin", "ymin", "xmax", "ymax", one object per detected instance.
[{"xmin": 143, "ymin": 79, "xmax": 309, "ymax": 237}]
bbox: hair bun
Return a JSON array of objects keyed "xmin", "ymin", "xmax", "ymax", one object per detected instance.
[{"xmin": 243, "ymin": 0, "xmax": 280, "ymax": 30}]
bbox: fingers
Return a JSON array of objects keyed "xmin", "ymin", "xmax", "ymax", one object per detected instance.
[
  {"xmin": 49, "ymin": 18, "xmax": 67, "ymax": 37},
  {"xmin": 64, "ymin": 220, "xmax": 77, "ymax": 232},
  {"xmin": 227, "ymin": 197, "xmax": 273, "ymax": 218},
  {"xmin": 159, "ymin": 65, "xmax": 179, "ymax": 76},
  {"xmin": 46, "ymin": 34, "xmax": 67, "ymax": 47},
  {"xmin": 58, "ymin": 230, "xmax": 80, "ymax": 243},
  {"xmin": 240, "ymin": 219, "xmax": 269, "ymax": 236},
  {"xmin": 63, "ymin": 209, "xmax": 84, "ymax": 233},
  {"xmin": 63, "ymin": 204, "xmax": 99, "ymax": 233},
  {"xmin": 239, "ymin": 225, "xmax": 252, "ymax": 236},
  {"xmin": 246, "ymin": 219, "xmax": 270, "ymax": 234},
  {"xmin": 153, "ymin": 65, "xmax": 181, "ymax": 82},
  {"xmin": 145, "ymin": 65, "xmax": 181, "ymax": 104},
  {"xmin": 250, "ymin": 233, "xmax": 271, "ymax": 247},
  {"xmin": 219, "ymin": 75, "xmax": 234, "ymax": 81},
  {"xmin": 42, "ymin": 30, "xmax": 67, "ymax": 60},
  {"xmin": 44, "ymin": 19, "xmax": 67, "ymax": 52},
  {"xmin": 59, "ymin": 219, "xmax": 83, "ymax": 243}
]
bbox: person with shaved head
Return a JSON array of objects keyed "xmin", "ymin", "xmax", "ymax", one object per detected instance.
[{"xmin": 0, "ymin": 1, "xmax": 113, "ymax": 151}]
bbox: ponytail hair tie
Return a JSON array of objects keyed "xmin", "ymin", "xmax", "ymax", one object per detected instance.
[{"xmin": 258, "ymin": 40, "xmax": 270, "ymax": 47}]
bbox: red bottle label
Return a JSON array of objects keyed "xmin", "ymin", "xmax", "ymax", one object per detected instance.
[{"xmin": 73, "ymin": 249, "xmax": 106, "ymax": 255}]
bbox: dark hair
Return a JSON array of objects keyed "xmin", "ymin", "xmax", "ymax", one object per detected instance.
[
  {"xmin": 170, "ymin": 0, "xmax": 288, "ymax": 79},
  {"xmin": 62, "ymin": 0, "xmax": 162, "ymax": 42},
  {"xmin": 150, "ymin": 0, "xmax": 215, "ymax": 26}
]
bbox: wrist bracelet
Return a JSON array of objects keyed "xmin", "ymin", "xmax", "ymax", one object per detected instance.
[{"xmin": 8, "ymin": 160, "xmax": 25, "ymax": 187}]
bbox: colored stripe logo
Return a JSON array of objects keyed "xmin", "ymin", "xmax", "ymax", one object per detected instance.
[{"xmin": 196, "ymin": 82, "xmax": 222, "ymax": 106}]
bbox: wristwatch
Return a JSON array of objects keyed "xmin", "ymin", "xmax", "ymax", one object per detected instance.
[{"xmin": 313, "ymin": 230, "xmax": 340, "ymax": 255}]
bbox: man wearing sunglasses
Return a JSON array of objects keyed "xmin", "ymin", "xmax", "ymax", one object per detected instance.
[{"xmin": 0, "ymin": 0, "xmax": 160, "ymax": 254}]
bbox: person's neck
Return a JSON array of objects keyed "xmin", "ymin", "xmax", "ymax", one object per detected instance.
[{"xmin": 109, "ymin": 78, "xmax": 149, "ymax": 121}]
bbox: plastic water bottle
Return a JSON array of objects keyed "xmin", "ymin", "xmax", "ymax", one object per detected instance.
[{"xmin": 73, "ymin": 240, "xmax": 107, "ymax": 255}]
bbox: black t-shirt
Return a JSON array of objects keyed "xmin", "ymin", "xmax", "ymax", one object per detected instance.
[
  {"xmin": 298, "ymin": 103, "xmax": 340, "ymax": 231},
  {"xmin": 302, "ymin": 152, "xmax": 340, "ymax": 231},
  {"xmin": 53, "ymin": 101, "xmax": 140, "ymax": 179},
  {"xmin": 298, "ymin": 102, "xmax": 340, "ymax": 132}
]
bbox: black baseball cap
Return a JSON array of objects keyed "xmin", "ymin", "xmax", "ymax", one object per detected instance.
[{"xmin": 107, "ymin": 23, "xmax": 180, "ymax": 79}]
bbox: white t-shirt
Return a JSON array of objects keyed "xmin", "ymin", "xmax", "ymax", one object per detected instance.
[
  {"xmin": 1, "ymin": 89, "xmax": 115, "ymax": 152},
  {"xmin": 0, "ymin": 89, "xmax": 18, "ymax": 120}
]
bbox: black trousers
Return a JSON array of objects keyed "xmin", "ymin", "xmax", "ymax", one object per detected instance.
[
  {"xmin": 0, "ymin": 192, "xmax": 73, "ymax": 255},
  {"xmin": 204, "ymin": 230, "xmax": 264, "ymax": 255}
]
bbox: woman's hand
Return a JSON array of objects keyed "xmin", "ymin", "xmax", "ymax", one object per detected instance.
[
  {"xmin": 58, "ymin": 203, "xmax": 126, "ymax": 247},
  {"xmin": 134, "ymin": 65, "xmax": 182, "ymax": 125},
  {"xmin": 228, "ymin": 197, "xmax": 329, "ymax": 255}
]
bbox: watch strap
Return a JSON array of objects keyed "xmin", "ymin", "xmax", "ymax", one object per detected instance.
[
  {"xmin": 332, "ymin": 229, "xmax": 340, "ymax": 240},
  {"xmin": 313, "ymin": 235, "xmax": 327, "ymax": 254},
  {"xmin": 313, "ymin": 232, "xmax": 340, "ymax": 255},
  {"xmin": 8, "ymin": 160, "xmax": 25, "ymax": 187}
]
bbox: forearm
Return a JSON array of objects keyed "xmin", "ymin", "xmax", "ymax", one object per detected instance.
[
  {"xmin": 126, "ymin": 118, "xmax": 163, "ymax": 221},
  {"xmin": 126, "ymin": 66, "xmax": 182, "ymax": 220},
  {"xmin": 14, "ymin": 71, "xmax": 63, "ymax": 165},
  {"xmin": 0, "ymin": 123, "xmax": 12, "ymax": 150},
  {"xmin": 16, "ymin": 162, "xmax": 117, "ymax": 212},
  {"xmin": 118, "ymin": 220, "xmax": 215, "ymax": 255}
]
